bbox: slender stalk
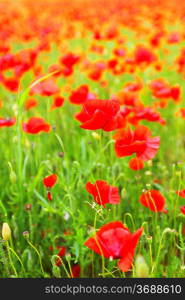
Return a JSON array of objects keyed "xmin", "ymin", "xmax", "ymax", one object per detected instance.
[
  {"xmin": 6, "ymin": 241, "xmax": 18, "ymax": 277},
  {"xmin": 25, "ymin": 237, "xmax": 45, "ymax": 277}
]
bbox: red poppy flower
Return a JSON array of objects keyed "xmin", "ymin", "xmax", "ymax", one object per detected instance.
[
  {"xmin": 76, "ymin": 99, "xmax": 125, "ymax": 131},
  {"xmin": 48, "ymin": 64, "xmax": 62, "ymax": 77},
  {"xmin": 86, "ymin": 180, "xmax": 120, "ymax": 207},
  {"xmin": 171, "ymin": 85, "xmax": 180, "ymax": 102},
  {"xmin": 61, "ymin": 66, "xmax": 73, "ymax": 77},
  {"xmin": 24, "ymin": 98, "xmax": 38, "ymax": 111},
  {"xmin": 51, "ymin": 96, "xmax": 65, "ymax": 110},
  {"xmin": 23, "ymin": 117, "xmax": 51, "ymax": 134},
  {"xmin": 47, "ymin": 191, "xmax": 52, "ymax": 201},
  {"xmin": 30, "ymin": 79, "xmax": 59, "ymax": 96},
  {"xmin": 88, "ymin": 68, "xmax": 103, "ymax": 81},
  {"xmin": 153, "ymin": 87, "xmax": 172, "ymax": 99},
  {"xmin": 0, "ymin": 118, "xmax": 16, "ymax": 127},
  {"xmin": 150, "ymin": 32, "xmax": 164, "ymax": 47},
  {"xmin": 149, "ymin": 79, "xmax": 180, "ymax": 102},
  {"xmin": 176, "ymin": 189, "xmax": 185, "ymax": 198},
  {"xmin": 180, "ymin": 206, "xmax": 185, "ymax": 215},
  {"xmin": 84, "ymin": 221, "xmax": 143, "ymax": 272},
  {"xmin": 139, "ymin": 190, "xmax": 166, "ymax": 212},
  {"xmin": 3, "ymin": 77, "xmax": 19, "ymax": 92},
  {"xmin": 55, "ymin": 246, "xmax": 66, "ymax": 267},
  {"xmin": 108, "ymin": 59, "xmax": 118, "ymax": 70},
  {"xmin": 123, "ymin": 80, "xmax": 143, "ymax": 92},
  {"xmin": 60, "ymin": 52, "xmax": 80, "ymax": 68},
  {"xmin": 114, "ymin": 48, "xmax": 125, "ymax": 57},
  {"xmin": 43, "ymin": 174, "xmax": 58, "ymax": 188},
  {"xmin": 69, "ymin": 85, "xmax": 89, "ymax": 104},
  {"xmin": 167, "ymin": 32, "xmax": 180, "ymax": 44},
  {"xmin": 129, "ymin": 157, "xmax": 144, "ymax": 170},
  {"xmin": 114, "ymin": 125, "xmax": 160, "ymax": 161},
  {"xmin": 0, "ymin": 53, "xmax": 16, "ymax": 71},
  {"xmin": 71, "ymin": 264, "xmax": 81, "ymax": 278},
  {"xmin": 134, "ymin": 46, "xmax": 156, "ymax": 65},
  {"xmin": 115, "ymin": 88, "xmax": 141, "ymax": 106},
  {"xmin": 128, "ymin": 106, "xmax": 166, "ymax": 126}
]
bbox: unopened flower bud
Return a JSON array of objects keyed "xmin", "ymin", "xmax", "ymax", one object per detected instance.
[
  {"xmin": 24, "ymin": 204, "xmax": 32, "ymax": 211},
  {"xmin": 2, "ymin": 223, "xmax": 11, "ymax": 241},
  {"xmin": 91, "ymin": 132, "xmax": 101, "ymax": 140},
  {"xmin": 135, "ymin": 255, "xmax": 149, "ymax": 278},
  {"xmin": 23, "ymin": 231, "xmax": 29, "ymax": 239}
]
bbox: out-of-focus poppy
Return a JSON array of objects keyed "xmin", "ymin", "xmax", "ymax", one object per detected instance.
[
  {"xmin": 180, "ymin": 206, "xmax": 185, "ymax": 215},
  {"xmin": 3, "ymin": 77, "xmax": 19, "ymax": 92},
  {"xmin": 0, "ymin": 117, "xmax": 16, "ymax": 127},
  {"xmin": 176, "ymin": 189, "xmax": 185, "ymax": 198},
  {"xmin": 71, "ymin": 264, "xmax": 81, "ymax": 278},
  {"xmin": 24, "ymin": 98, "xmax": 38, "ymax": 111},
  {"xmin": 69, "ymin": 85, "xmax": 89, "ymax": 104},
  {"xmin": 43, "ymin": 174, "xmax": 58, "ymax": 188},
  {"xmin": 128, "ymin": 106, "xmax": 166, "ymax": 126},
  {"xmin": 129, "ymin": 157, "xmax": 144, "ymax": 170},
  {"xmin": 51, "ymin": 96, "xmax": 65, "ymax": 110},
  {"xmin": 149, "ymin": 79, "xmax": 181, "ymax": 102},
  {"xmin": 167, "ymin": 32, "xmax": 180, "ymax": 44},
  {"xmin": 55, "ymin": 246, "xmax": 66, "ymax": 267},
  {"xmin": 30, "ymin": 79, "xmax": 59, "ymax": 96},
  {"xmin": 60, "ymin": 52, "xmax": 80, "ymax": 68},
  {"xmin": 134, "ymin": 46, "xmax": 156, "ymax": 65},
  {"xmin": 23, "ymin": 117, "xmax": 51, "ymax": 134}
]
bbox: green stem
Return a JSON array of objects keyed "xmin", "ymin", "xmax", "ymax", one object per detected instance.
[
  {"xmin": 6, "ymin": 241, "xmax": 18, "ymax": 277},
  {"xmin": 9, "ymin": 246, "xmax": 26, "ymax": 276},
  {"xmin": 0, "ymin": 240, "xmax": 9, "ymax": 276},
  {"xmin": 26, "ymin": 238, "xmax": 45, "ymax": 277}
]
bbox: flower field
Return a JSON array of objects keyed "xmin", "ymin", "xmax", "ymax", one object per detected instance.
[{"xmin": 0, "ymin": 0, "xmax": 185, "ymax": 278}]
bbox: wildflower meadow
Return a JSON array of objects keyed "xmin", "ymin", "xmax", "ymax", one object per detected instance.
[{"xmin": 0, "ymin": 0, "xmax": 185, "ymax": 279}]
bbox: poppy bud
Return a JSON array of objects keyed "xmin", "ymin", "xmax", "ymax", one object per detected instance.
[
  {"xmin": 43, "ymin": 174, "xmax": 57, "ymax": 188},
  {"xmin": 2, "ymin": 223, "xmax": 11, "ymax": 241},
  {"xmin": 145, "ymin": 171, "xmax": 152, "ymax": 176},
  {"xmin": 23, "ymin": 231, "xmax": 29, "ymax": 239},
  {"xmin": 58, "ymin": 152, "xmax": 64, "ymax": 158},
  {"xmin": 65, "ymin": 253, "xmax": 71, "ymax": 262},
  {"xmin": 135, "ymin": 255, "xmax": 149, "ymax": 278},
  {"xmin": 147, "ymin": 160, "xmax": 153, "ymax": 167},
  {"xmin": 91, "ymin": 132, "xmax": 101, "ymax": 140},
  {"xmin": 52, "ymin": 265, "xmax": 61, "ymax": 278},
  {"xmin": 24, "ymin": 204, "xmax": 32, "ymax": 211},
  {"xmin": 47, "ymin": 191, "xmax": 52, "ymax": 201}
]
